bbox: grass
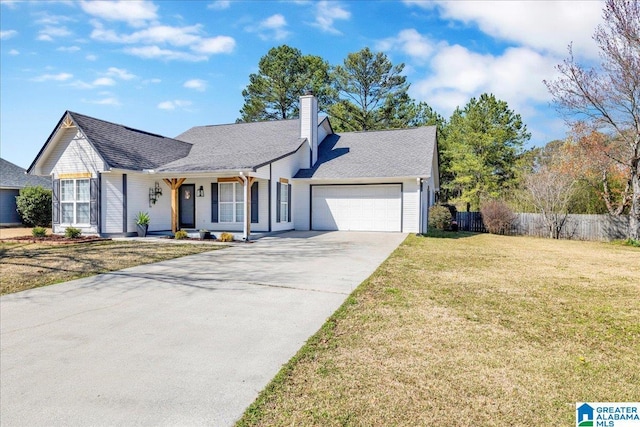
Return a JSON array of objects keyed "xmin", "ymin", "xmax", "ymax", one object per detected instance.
[
  {"xmin": 236, "ymin": 233, "xmax": 640, "ymax": 427},
  {"xmin": 0, "ymin": 241, "xmax": 222, "ymax": 295}
]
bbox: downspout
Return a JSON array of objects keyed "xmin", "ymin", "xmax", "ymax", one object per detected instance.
[
  {"xmin": 418, "ymin": 177, "xmax": 423, "ymax": 235},
  {"xmin": 239, "ymin": 172, "xmax": 249, "ymax": 241}
]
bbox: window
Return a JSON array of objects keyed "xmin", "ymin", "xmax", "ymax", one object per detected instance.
[
  {"xmin": 60, "ymin": 179, "xmax": 90, "ymax": 224},
  {"xmin": 219, "ymin": 182, "xmax": 244, "ymax": 223},
  {"xmin": 279, "ymin": 182, "xmax": 289, "ymax": 222}
]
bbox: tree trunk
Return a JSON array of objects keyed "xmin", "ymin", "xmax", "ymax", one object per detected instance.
[{"xmin": 630, "ymin": 157, "xmax": 640, "ymax": 240}]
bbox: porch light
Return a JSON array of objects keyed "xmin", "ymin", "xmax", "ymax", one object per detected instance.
[
  {"xmin": 197, "ymin": 185, "xmax": 204, "ymax": 197},
  {"xmin": 149, "ymin": 181, "xmax": 163, "ymax": 207}
]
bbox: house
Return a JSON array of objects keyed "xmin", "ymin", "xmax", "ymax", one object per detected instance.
[
  {"xmin": 27, "ymin": 94, "xmax": 439, "ymax": 238},
  {"xmin": 0, "ymin": 157, "xmax": 51, "ymax": 226}
]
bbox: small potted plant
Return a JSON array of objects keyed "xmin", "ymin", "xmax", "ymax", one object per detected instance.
[
  {"xmin": 135, "ymin": 211, "xmax": 150, "ymax": 237},
  {"xmin": 199, "ymin": 229, "xmax": 211, "ymax": 240}
]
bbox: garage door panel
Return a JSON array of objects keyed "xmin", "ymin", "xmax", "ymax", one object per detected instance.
[{"xmin": 312, "ymin": 185, "xmax": 401, "ymax": 232}]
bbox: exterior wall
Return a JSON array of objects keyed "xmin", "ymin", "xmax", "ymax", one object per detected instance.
[
  {"xmin": 0, "ymin": 189, "xmax": 21, "ymax": 225},
  {"xmin": 102, "ymin": 173, "xmax": 125, "ymax": 234},
  {"xmin": 41, "ymin": 128, "xmax": 106, "ymax": 177},
  {"xmin": 270, "ymin": 150, "xmax": 305, "ymax": 232},
  {"xmin": 402, "ymin": 179, "xmax": 420, "ymax": 233},
  {"xmin": 127, "ymin": 175, "xmax": 172, "ymax": 233}
]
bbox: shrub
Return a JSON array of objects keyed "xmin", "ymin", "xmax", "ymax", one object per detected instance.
[
  {"xmin": 219, "ymin": 232, "xmax": 234, "ymax": 242},
  {"xmin": 64, "ymin": 227, "xmax": 82, "ymax": 238},
  {"xmin": 480, "ymin": 200, "xmax": 516, "ymax": 235},
  {"xmin": 174, "ymin": 230, "xmax": 188, "ymax": 239},
  {"xmin": 429, "ymin": 205, "xmax": 453, "ymax": 231},
  {"xmin": 16, "ymin": 186, "xmax": 52, "ymax": 227},
  {"xmin": 623, "ymin": 238, "xmax": 640, "ymax": 248},
  {"xmin": 32, "ymin": 226, "xmax": 47, "ymax": 238}
]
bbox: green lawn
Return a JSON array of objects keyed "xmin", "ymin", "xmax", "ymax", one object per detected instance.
[{"xmin": 237, "ymin": 233, "xmax": 640, "ymax": 426}]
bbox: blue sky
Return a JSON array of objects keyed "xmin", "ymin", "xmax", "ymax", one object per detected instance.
[{"xmin": 1, "ymin": 0, "xmax": 604, "ymax": 169}]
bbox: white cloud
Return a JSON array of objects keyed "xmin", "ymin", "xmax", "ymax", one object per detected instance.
[
  {"xmin": 376, "ymin": 29, "xmax": 435, "ymax": 62},
  {"xmin": 86, "ymin": 54, "xmax": 98, "ymax": 61},
  {"xmin": 85, "ymin": 96, "xmax": 121, "ymax": 106},
  {"xmin": 124, "ymin": 45, "xmax": 207, "ymax": 62},
  {"xmin": 404, "ymin": 0, "xmax": 603, "ymax": 59},
  {"xmin": 32, "ymin": 72, "xmax": 73, "ymax": 82},
  {"xmin": 80, "ymin": 0, "xmax": 158, "ymax": 27},
  {"xmin": 34, "ymin": 12, "xmax": 74, "ymax": 26},
  {"xmin": 250, "ymin": 14, "xmax": 290, "ymax": 40},
  {"xmin": 192, "ymin": 36, "xmax": 235, "ymax": 54},
  {"xmin": 92, "ymin": 77, "xmax": 116, "ymax": 86},
  {"xmin": 0, "ymin": 0, "xmax": 19, "ymax": 9},
  {"xmin": 208, "ymin": 1, "xmax": 230, "ymax": 10},
  {"xmin": 311, "ymin": 1, "xmax": 350, "ymax": 34},
  {"xmin": 143, "ymin": 78, "xmax": 162, "ymax": 84},
  {"xmin": 411, "ymin": 44, "xmax": 560, "ymax": 117},
  {"xmin": 90, "ymin": 22, "xmax": 235, "ymax": 59},
  {"xmin": 57, "ymin": 46, "xmax": 81, "ymax": 52},
  {"xmin": 9, "ymin": 49, "xmax": 19, "ymax": 55},
  {"xmin": 184, "ymin": 79, "xmax": 207, "ymax": 91},
  {"xmin": 157, "ymin": 100, "xmax": 192, "ymax": 110},
  {"xmin": 106, "ymin": 67, "xmax": 136, "ymax": 80},
  {"xmin": 0, "ymin": 29, "xmax": 17, "ymax": 40},
  {"xmin": 37, "ymin": 25, "xmax": 72, "ymax": 41}
]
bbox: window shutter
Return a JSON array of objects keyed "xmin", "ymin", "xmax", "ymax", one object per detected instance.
[
  {"xmin": 211, "ymin": 183, "xmax": 218, "ymax": 223},
  {"xmin": 287, "ymin": 184, "xmax": 292, "ymax": 222},
  {"xmin": 251, "ymin": 181, "xmax": 258, "ymax": 223},
  {"xmin": 90, "ymin": 177, "xmax": 99, "ymax": 226},
  {"xmin": 276, "ymin": 182, "xmax": 281, "ymax": 223},
  {"xmin": 52, "ymin": 179, "xmax": 60, "ymax": 224}
]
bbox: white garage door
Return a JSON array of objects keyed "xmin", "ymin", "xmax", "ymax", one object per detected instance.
[{"xmin": 312, "ymin": 185, "xmax": 401, "ymax": 232}]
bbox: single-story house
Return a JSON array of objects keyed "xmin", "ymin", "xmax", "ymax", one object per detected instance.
[
  {"xmin": 27, "ymin": 94, "xmax": 439, "ymax": 238},
  {"xmin": 1, "ymin": 157, "xmax": 51, "ymax": 226}
]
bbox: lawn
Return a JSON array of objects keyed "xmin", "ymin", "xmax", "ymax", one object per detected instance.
[
  {"xmin": 0, "ymin": 240, "xmax": 222, "ymax": 295},
  {"xmin": 237, "ymin": 233, "xmax": 640, "ymax": 426}
]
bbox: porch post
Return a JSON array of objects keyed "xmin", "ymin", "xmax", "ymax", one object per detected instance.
[
  {"xmin": 239, "ymin": 173, "xmax": 254, "ymax": 241},
  {"xmin": 163, "ymin": 178, "xmax": 186, "ymax": 233}
]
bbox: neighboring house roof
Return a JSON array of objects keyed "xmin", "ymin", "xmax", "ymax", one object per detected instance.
[
  {"xmin": 294, "ymin": 126, "xmax": 437, "ymax": 179},
  {"xmin": 159, "ymin": 119, "xmax": 305, "ymax": 172},
  {"xmin": 67, "ymin": 112, "xmax": 193, "ymax": 171},
  {"xmin": 1, "ymin": 158, "xmax": 50, "ymax": 189}
]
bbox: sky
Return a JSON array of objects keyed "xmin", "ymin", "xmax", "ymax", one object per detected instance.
[{"xmin": 0, "ymin": 0, "xmax": 605, "ymax": 169}]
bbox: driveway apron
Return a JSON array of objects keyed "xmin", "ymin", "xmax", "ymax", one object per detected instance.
[{"xmin": 0, "ymin": 231, "xmax": 406, "ymax": 426}]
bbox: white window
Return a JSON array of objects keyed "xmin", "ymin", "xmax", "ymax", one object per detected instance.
[
  {"xmin": 219, "ymin": 182, "xmax": 244, "ymax": 223},
  {"xmin": 61, "ymin": 179, "xmax": 90, "ymax": 224},
  {"xmin": 279, "ymin": 182, "xmax": 289, "ymax": 222}
]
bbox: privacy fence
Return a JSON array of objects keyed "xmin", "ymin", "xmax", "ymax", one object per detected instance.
[{"xmin": 456, "ymin": 212, "xmax": 630, "ymax": 241}]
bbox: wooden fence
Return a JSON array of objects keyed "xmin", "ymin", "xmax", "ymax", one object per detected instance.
[{"xmin": 456, "ymin": 212, "xmax": 630, "ymax": 241}]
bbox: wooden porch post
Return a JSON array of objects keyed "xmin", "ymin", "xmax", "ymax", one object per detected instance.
[
  {"xmin": 163, "ymin": 178, "xmax": 186, "ymax": 233},
  {"xmin": 244, "ymin": 177, "xmax": 254, "ymax": 241}
]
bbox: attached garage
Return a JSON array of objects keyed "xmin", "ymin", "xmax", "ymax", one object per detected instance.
[{"xmin": 311, "ymin": 184, "xmax": 401, "ymax": 232}]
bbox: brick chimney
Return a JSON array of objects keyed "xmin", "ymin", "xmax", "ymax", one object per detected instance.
[{"xmin": 300, "ymin": 92, "xmax": 318, "ymax": 168}]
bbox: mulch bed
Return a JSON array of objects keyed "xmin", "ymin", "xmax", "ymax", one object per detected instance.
[{"xmin": 0, "ymin": 235, "xmax": 110, "ymax": 245}]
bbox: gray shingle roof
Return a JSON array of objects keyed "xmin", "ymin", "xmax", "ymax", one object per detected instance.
[
  {"xmin": 158, "ymin": 119, "xmax": 305, "ymax": 172},
  {"xmin": 294, "ymin": 126, "xmax": 437, "ymax": 179},
  {"xmin": 67, "ymin": 112, "xmax": 192, "ymax": 171},
  {"xmin": 1, "ymin": 158, "xmax": 51, "ymax": 188}
]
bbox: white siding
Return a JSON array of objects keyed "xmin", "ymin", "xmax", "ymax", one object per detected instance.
[
  {"xmin": 43, "ymin": 129, "xmax": 106, "ymax": 177},
  {"xmin": 126, "ymin": 175, "xmax": 172, "ymax": 233},
  {"xmin": 270, "ymin": 149, "xmax": 305, "ymax": 232},
  {"xmin": 401, "ymin": 179, "xmax": 419, "ymax": 233},
  {"xmin": 293, "ymin": 181, "xmax": 310, "ymax": 230},
  {"xmin": 102, "ymin": 173, "xmax": 124, "ymax": 234}
]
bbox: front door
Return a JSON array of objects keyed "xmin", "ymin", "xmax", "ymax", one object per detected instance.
[{"xmin": 179, "ymin": 184, "xmax": 195, "ymax": 228}]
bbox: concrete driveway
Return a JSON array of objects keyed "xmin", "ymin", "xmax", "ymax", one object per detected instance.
[{"xmin": 0, "ymin": 231, "xmax": 406, "ymax": 426}]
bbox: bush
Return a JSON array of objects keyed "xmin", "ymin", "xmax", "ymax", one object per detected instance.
[
  {"xmin": 32, "ymin": 226, "xmax": 47, "ymax": 237},
  {"xmin": 174, "ymin": 230, "xmax": 188, "ymax": 239},
  {"xmin": 64, "ymin": 227, "xmax": 82, "ymax": 238},
  {"xmin": 480, "ymin": 200, "xmax": 516, "ymax": 235},
  {"xmin": 16, "ymin": 186, "xmax": 52, "ymax": 227},
  {"xmin": 219, "ymin": 232, "xmax": 234, "ymax": 242},
  {"xmin": 429, "ymin": 205, "xmax": 453, "ymax": 231},
  {"xmin": 623, "ymin": 238, "xmax": 640, "ymax": 247}
]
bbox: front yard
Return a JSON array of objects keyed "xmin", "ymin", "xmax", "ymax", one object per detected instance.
[
  {"xmin": 238, "ymin": 233, "xmax": 640, "ymax": 426},
  {"xmin": 0, "ymin": 240, "xmax": 221, "ymax": 295}
]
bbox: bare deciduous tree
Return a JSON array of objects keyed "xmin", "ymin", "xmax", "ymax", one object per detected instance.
[
  {"xmin": 524, "ymin": 167, "xmax": 576, "ymax": 239},
  {"xmin": 545, "ymin": 0, "xmax": 640, "ymax": 239}
]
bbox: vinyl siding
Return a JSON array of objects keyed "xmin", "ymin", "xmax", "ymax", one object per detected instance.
[{"xmin": 42, "ymin": 129, "xmax": 106, "ymax": 177}]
